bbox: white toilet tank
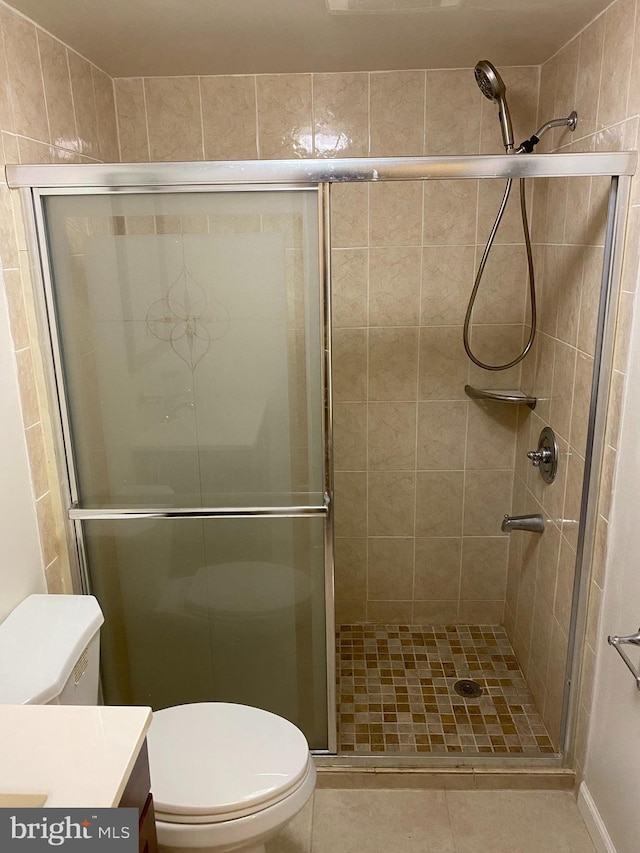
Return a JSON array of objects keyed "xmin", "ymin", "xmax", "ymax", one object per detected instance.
[{"xmin": 0, "ymin": 594, "xmax": 104, "ymax": 705}]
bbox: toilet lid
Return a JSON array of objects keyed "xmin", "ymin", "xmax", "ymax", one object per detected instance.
[{"xmin": 147, "ymin": 703, "xmax": 311, "ymax": 821}]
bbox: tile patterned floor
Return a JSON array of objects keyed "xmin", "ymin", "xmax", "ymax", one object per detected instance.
[
  {"xmin": 337, "ymin": 624, "xmax": 555, "ymax": 755},
  {"xmin": 266, "ymin": 790, "xmax": 596, "ymax": 853}
]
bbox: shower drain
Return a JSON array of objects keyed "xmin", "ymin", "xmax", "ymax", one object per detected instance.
[{"xmin": 453, "ymin": 679, "xmax": 483, "ymax": 698}]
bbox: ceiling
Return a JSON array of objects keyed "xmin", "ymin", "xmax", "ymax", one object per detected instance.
[{"xmin": 6, "ymin": 0, "xmax": 610, "ymax": 77}]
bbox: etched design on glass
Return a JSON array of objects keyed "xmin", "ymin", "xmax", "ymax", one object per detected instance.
[{"xmin": 146, "ymin": 240, "xmax": 230, "ymax": 369}]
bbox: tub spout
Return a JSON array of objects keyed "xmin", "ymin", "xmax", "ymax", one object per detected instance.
[{"xmin": 501, "ymin": 513, "xmax": 545, "ymax": 534}]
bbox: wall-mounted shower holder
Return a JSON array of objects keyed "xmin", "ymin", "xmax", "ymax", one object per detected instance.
[{"xmin": 527, "ymin": 426, "xmax": 558, "ymax": 484}]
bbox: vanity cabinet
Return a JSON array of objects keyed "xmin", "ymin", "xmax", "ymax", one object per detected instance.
[
  {"xmin": 0, "ymin": 704, "xmax": 155, "ymax": 847},
  {"xmin": 118, "ymin": 740, "xmax": 158, "ymax": 853}
]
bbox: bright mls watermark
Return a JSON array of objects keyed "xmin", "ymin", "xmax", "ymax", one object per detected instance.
[{"xmin": 0, "ymin": 809, "xmax": 138, "ymax": 850}]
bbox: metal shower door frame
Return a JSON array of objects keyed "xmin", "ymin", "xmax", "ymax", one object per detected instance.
[
  {"xmin": 21, "ymin": 179, "xmax": 337, "ymax": 753},
  {"xmin": 10, "ymin": 150, "xmax": 636, "ymax": 766}
]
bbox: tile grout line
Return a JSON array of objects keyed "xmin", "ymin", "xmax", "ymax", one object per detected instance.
[
  {"xmin": 34, "ymin": 28, "xmax": 52, "ymax": 151},
  {"xmin": 463, "ymin": 174, "xmax": 484, "ymax": 623},
  {"xmin": 365, "ymin": 182, "xmax": 371, "ymax": 621},
  {"xmin": 412, "ymin": 180, "xmax": 426, "ymax": 622},
  {"xmin": 64, "ymin": 45, "xmax": 80, "ymax": 157},
  {"xmin": 197, "ymin": 76, "xmax": 205, "ymax": 161},
  {"xmin": 254, "ymin": 76, "xmax": 260, "ymax": 159},
  {"xmin": 443, "ymin": 789, "xmax": 462, "ymax": 853},
  {"xmin": 141, "ymin": 77, "xmax": 151, "ymax": 162}
]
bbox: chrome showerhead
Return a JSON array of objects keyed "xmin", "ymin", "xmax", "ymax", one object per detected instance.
[
  {"xmin": 474, "ymin": 60, "xmax": 505, "ymax": 101},
  {"xmin": 474, "ymin": 60, "xmax": 514, "ymax": 152}
]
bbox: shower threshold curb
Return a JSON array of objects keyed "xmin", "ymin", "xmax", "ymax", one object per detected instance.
[{"xmin": 315, "ymin": 765, "xmax": 575, "ymax": 791}]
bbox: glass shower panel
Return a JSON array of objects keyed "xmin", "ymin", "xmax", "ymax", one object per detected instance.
[
  {"xmin": 44, "ymin": 189, "xmax": 323, "ymax": 508},
  {"xmin": 42, "ymin": 186, "xmax": 330, "ymax": 749},
  {"xmin": 85, "ymin": 516, "xmax": 328, "ymax": 750}
]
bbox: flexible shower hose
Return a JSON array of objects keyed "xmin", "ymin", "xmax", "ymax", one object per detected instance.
[{"xmin": 463, "ymin": 177, "xmax": 536, "ymax": 371}]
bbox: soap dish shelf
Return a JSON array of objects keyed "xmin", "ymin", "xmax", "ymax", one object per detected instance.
[{"xmin": 464, "ymin": 385, "xmax": 537, "ymax": 410}]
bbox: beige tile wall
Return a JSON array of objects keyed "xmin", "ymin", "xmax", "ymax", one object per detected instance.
[
  {"xmin": 0, "ymin": 1, "xmax": 119, "ymax": 593},
  {"xmin": 330, "ymin": 70, "xmax": 539, "ymax": 626},
  {"xmin": 332, "ymin": 174, "xmax": 531, "ymax": 626},
  {"xmin": 503, "ymin": 169, "xmax": 606, "ymax": 747},
  {"xmin": 113, "ymin": 69, "xmax": 542, "ymax": 162},
  {"xmin": 112, "ymin": 67, "xmax": 540, "ymax": 625},
  {"xmin": 503, "ymin": 0, "xmax": 640, "ymax": 753}
]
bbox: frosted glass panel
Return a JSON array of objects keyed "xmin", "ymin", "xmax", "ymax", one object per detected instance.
[
  {"xmin": 86, "ymin": 516, "xmax": 328, "ymax": 749},
  {"xmin": 43, "ymin": 188, "xmax": 330, "ymax": 749},
  {"xmin": 45, "ymin": 190, "xmax": 323, "ymax": 508}
]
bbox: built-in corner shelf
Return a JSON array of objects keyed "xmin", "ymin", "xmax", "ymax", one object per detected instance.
[{"xmin": 464, "ymin": 385, "xmax": 537, "ymax": 410}]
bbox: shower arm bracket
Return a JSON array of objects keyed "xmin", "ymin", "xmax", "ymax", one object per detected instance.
[{"xmin": 517, "ymin": 111, "xmax": 579, "ymax": 153}]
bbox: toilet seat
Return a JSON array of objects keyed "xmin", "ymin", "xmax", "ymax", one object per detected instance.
[
  {"xmin": 154, "ymin": 759, "xmax": 316, "ymax": 853},
  {"xmin": 147, "ymin": 703, "xmax": 312, "ymax": 825}
]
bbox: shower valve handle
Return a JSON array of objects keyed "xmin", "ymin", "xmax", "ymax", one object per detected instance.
[{"xmin": 527, "ymin": 448, "xmax": 552, "ymax": 467}]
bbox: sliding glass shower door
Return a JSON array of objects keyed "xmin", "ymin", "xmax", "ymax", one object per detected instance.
[{"xmin": 41, "ymin": 187, "xmax": 331, "ymax": 750}]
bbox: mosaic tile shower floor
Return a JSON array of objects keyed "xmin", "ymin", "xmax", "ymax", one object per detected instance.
[{"xmin": 337, "ymin": 624, "xmax": 555, "ymax": 755}]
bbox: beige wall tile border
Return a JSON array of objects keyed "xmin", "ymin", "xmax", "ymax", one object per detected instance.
[{"xmin": 19, "ymin": 249, "xmax": 73, "ymax": 592}]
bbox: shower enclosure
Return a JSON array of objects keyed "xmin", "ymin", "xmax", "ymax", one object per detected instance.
[{"xmin": 9, "ymin": 150, "xmax": 635, "ymax": 765}]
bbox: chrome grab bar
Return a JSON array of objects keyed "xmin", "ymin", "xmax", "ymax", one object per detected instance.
[{"xmin": 607, "ymin": 629, "xmax": 640, "ymax": 690}]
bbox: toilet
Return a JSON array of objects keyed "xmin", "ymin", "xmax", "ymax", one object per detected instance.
[{"xmin": 0, "ymin": 594, "xmax": 316, "ymax": 853}]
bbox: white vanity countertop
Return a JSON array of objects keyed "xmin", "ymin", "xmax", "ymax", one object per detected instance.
[{"xmin": 0, "ymin": 704, "xmax": 152, "ymax": 807}]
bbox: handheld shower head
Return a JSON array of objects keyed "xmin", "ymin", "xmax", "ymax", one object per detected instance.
[
  {"xmin": 474, "ymin": 60, "xmax": 514, "ymax": 152},
  {"xmin": 474, "ymin": 60, "xmax": 505, "ymax": 101}
]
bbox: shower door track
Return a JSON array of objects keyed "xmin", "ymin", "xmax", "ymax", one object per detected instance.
[
  {"xmin": 11, "ymin": 150, "xmax": 636, "ymax": 769},
  {"xmin": 7, "ymin": 151, "xmax": 635, "ymax": 187}
]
